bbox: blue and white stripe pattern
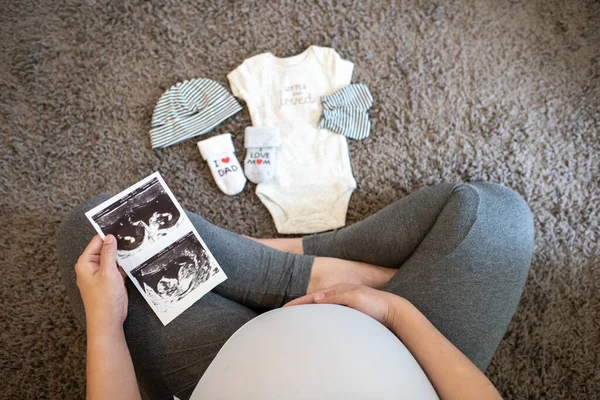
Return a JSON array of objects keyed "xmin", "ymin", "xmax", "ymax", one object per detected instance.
[
  {"xmin": 150, "ymin": 79, "xmax": 242, "ymax": 149},
  {"xmin": 318, "ymin": 83, "xmax": 373, "ymax": 140}
]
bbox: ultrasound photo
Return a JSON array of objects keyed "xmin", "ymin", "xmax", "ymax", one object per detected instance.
[
  {"xmin": 86, "ymin": 172, "xmax": 227, "ymax": 325},
  {"xmin": 130, "ymin": 232, "xmax": 220, "ymax": 313},
  {"xmin": 90, "ymin": 177, "xmax": 183, "ymax": 258}
]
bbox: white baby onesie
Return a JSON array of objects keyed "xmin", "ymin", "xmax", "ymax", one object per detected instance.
[{"xmin": 228, "ymin": 45, "xmax": 356, "ymax": 234}]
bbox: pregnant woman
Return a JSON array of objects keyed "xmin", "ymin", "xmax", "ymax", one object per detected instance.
[{"xmin": 58, "ymin": 182, "xmax": 534, "ymax": 400}]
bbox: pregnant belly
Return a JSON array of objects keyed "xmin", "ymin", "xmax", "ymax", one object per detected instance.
[{"xmin": 191, "ymin": 304, "xmax": 439, "ymax": 400}]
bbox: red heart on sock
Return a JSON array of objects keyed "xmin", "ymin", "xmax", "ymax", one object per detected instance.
[
  {"xmin": 221, "ymin": 157, "xmax": 230, "ymax": 163},
  {"xmin": 256, "ymin": 159, "xmax": 263, "ymax": 165}
]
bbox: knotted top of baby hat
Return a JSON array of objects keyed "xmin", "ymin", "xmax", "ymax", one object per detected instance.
[
  {"xmin": 318, "ymin": 83, "xmax": 373, "ymax": 140},
  {"xmin": 150, "ymin": 79, "xmax": 242, "ymax": 149}
]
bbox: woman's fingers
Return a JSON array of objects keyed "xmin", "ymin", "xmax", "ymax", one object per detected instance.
[
  {"xmin": 79, "ymin": 235, "xmax": 104, "ymax": 260},
  {"xmin": 75, "ymin": 236, "xmax": 103, "ymax": 277},
  {"xmin": 100, "ymin": 235, "xmax": 118, "ymax": 271},
  {"xmin": 285, "ymin": 284, "xmax": 359, "ymax": 307},
  {"xmin": 286, "ymin": 284, "xmax": 396, "ymax": 328},
  {"xmin": 284, "ymin": 293, "xmax": 316, "ymax": 307},
  {"xmin": 313, "ymin": 284, "xmax": 360, "ymax": 307}
]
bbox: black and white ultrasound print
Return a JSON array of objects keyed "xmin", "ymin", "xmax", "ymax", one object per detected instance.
[
  {"xmin": 91, "ymin": 177, "xmax": 183, "ymax": 259},
  {"xmin": 131, "ymin": 232, "xmax": 221, "ymax": 312},
  {"xmin": 85, "ymin": 172, "xmax": 227, "ymax": 325}
]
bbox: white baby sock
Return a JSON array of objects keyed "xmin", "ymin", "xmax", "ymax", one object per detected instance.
[
  {"xmin": 244, "ymin": 127, "xmax": 282, "ymax": 184},
  {"xmin": 197, "ymin": 133, "xmax": 246, "ymax": 196}
]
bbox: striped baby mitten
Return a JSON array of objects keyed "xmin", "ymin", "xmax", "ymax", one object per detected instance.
[
  {"xmin": 244, "ymin": 127, "xmax": 281, "ymax": 184},
  {"xmin": 318, "ymin": 83, "xmax": 373, "ymax": 140},
  {"xmin": 197, "ymin": 133, "xmax": 246, "ymax": 196}
]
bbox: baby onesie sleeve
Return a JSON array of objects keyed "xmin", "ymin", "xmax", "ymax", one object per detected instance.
[
  {"xmin": 227, "ymin": 60, "xmax": 259, "ymax": 110},
  {"xmin": 313, "ymin": 46, "xmax": 354, "ymax": 90}
]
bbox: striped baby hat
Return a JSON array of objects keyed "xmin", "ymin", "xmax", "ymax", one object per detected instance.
[
  {"xmin": 150, "ymin": 79, "xmax": 242, "ymax": 149},
  {"xmin": 318, "ymin": 83, "xmax": 373, "ymax": 140}
]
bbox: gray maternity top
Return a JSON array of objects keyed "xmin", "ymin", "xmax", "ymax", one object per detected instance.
[{"xmin": 190, "ymin": 304, "xmax": 439, "ymax": 400}]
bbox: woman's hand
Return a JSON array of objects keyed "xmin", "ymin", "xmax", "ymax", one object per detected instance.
[
  {"xmin": 285, "ymin": 283, "xmax": 404, "ymax": 330},
  {"xmin": 77, "ymin": 236, "xmax": 141, "ymax": 400},
  {"xmin": 75, "ymin": 234, "xmax": 128, "ymax": 330}
]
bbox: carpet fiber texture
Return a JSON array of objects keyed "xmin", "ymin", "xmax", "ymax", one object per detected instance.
[{"xmin": 1, "ymin": 0, "xmax": 599, "ymax": 398}]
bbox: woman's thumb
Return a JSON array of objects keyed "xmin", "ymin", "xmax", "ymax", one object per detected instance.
[{"xmin": 100, "ymin": 234, "xmax": 118, "ymax": 270}]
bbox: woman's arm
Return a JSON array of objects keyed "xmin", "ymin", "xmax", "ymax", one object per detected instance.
[
  {"xmin": 86, "ymin": 323, "xmax": 140, "ymax": 400},
  {"xmin": 75, "ymin": 235, "xmax": 141, "ymax": 400},
  {"xmin": 387, "ymin": 296, "xmax": 502, "ymax": 400},
  {"xmin": 286, "ymin": 284, "xmax": 502, "ymax": 400}
]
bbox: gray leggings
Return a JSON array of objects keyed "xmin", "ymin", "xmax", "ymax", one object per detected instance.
[{"xmin": 58, "ymin": 182, "xmax": 534, "ymax": 400}]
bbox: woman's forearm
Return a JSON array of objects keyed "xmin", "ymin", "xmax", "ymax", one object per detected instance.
[
  {"xmin": 86, "ymin": 323, "xmax": 141, "ymax": 400},
  {"xmin": 389, "ymin": 297, "xmax": 502, "ymax": 400}
]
